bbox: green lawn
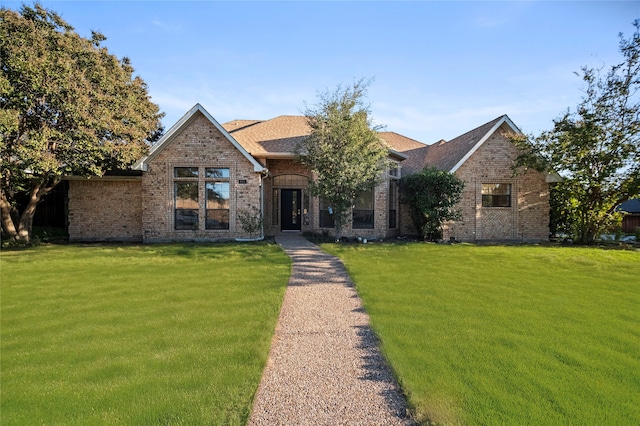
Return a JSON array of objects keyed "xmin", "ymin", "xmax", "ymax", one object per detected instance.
[
  {"xmin": 323, "ymin": 243, "xmax": 640, "ymax": 425},
  {"xmin": 1, "ymin": 243, "xmax": 289, "ymax": 425}
]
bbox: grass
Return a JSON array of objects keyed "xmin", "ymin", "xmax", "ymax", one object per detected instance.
[
  {"xmin": 322, "ymin": 243, "xmax": 640, "ymax": 425},
  {"xmin": 1, "ymin": 243, "xmax": 289, "ymax": 425}
]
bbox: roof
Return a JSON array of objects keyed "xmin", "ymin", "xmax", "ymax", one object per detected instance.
[
  {"xmin": 223, "ymin": 116, "xmax": 311, "ymax": 158},
  {"xmin": 132, "ymin": 105, "xmax": 523, "ymax": 177},
  {"xmin": 132, "ymin": 104, "xmax": 265, "ymax": 172},
  {"xmin": 617, "ymin": 199, "xmax": 640, "ymax": 214},
  {"xmin": 382, "ymin": 115, "xmax": 522, "ymax": 174},
  {"xmin": 223, "ymin": 116, "xmax": 410, "ymax": 160}
]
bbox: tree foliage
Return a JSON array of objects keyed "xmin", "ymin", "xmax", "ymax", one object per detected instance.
[
  {"xmin": 296, "ymin": 79, "xmax": 390, "ymax": 239},
  {"xmin": 511, "ymin": 21, "xmax": 640, "ymax": 244},
  {"xmin": 400, "ymin": 166, "xmax": 464, "ymax": 241},
  {"xmin": 0, "ymin": 3, "xmax": 164, "ymax": 242}
]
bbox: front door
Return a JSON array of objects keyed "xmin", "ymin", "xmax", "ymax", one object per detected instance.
[{"xmin": 281, "ymin": 189, "xmax": 301, "ymax": 231}]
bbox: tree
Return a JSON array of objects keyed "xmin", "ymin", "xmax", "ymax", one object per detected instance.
[
  {"xmin": 0, "ymin": 4, "xmax": 164, "ymax": 242},
  {"xmin": 400, "ymin": 166, "xmax": 464, "ymax": 241},
  {"xmin": 512, "ymin": 21, "xmax": 640, "ymax": 244},
  {"xmin": 296, "ymin": 79, "xmax": 390, "ymax": 240}
]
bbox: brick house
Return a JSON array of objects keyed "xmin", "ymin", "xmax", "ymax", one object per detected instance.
[{"xmin": 66, "ymin": 104, "xmax": 551, "ymax": 242}]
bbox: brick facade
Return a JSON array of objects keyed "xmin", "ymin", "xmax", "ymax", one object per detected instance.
[
  {"xmin": 141, "ymin": 113, "xmax": 263, "ymax": 243},
  {"xmin": 262, "ymin": 159, "xmax": 400, "ymax": 239},
  {"xmin": 443, "ymin": 125, "xmax": 549, "ymax": 241},
  {"xmin": 68, "ymin": 178, "xmax": 143, "ymax": 242},
  {"xmin": 65, "ymin": 107, "xmax": 549, "ymax": 243}
]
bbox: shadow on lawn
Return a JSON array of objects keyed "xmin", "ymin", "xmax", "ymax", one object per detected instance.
[{"xmin": 353, "ymin": 323, "xmax": 417, "ymax": 424}]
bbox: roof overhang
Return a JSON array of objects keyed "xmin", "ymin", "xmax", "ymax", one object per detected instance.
[{"xmin": 132, "ymin": 103, "xmax": 266, "ymax": 173}]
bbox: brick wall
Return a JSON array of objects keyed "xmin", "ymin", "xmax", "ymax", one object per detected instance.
[
  {"xmin": 141, "ymin": 112, "xmax": 263, "ymax": 242},
  {"xmin": 263, "ymin": 159, "xmax": 398, "ymax": 239},
  {"xmin": 263, "ymin": 159, "xmax": 312, "ymax": 235},
  {"xmin": 444, "ymin": 125, "xmax": 549, "ymax": 242},
  {"xmin": 68, "ymin": 178, "xmax": 143, "ymax": 242}
]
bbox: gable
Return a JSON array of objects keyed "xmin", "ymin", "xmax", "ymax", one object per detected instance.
[{"xmin": 133, "ymin": 104, "xmax": 265, "ymax": 172}]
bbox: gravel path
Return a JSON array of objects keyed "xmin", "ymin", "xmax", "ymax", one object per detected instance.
[{"xmin": 248, "ymin": 235, "xmax": 415, "ymax": 425}]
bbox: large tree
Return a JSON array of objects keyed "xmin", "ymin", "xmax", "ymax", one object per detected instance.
[
  {"xmin": 400, "ymin": 166, "xmax": 464, "ymax": 241},
  {"xmin": 297, "ymin": 80, "xmax": 390, "ymax": 239},
  {"xmin": 0, "ymin": 4, "xmax": 163, "ymax": 242},
  {"xmin": 512, "ymin": 21, "xmax": 640, "ymax": 244}
]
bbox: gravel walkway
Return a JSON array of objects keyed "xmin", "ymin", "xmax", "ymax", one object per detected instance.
[{"xmin": 248, "ymin": 235, "xmax": 415, "ymax": 425}]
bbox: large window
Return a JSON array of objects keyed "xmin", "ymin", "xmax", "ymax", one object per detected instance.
[
  {"xmin": 205, "ymin": 168, "xmax": 230, "ymax": 230},
  {"xmin": 174, "ymin": 167, "xmax": 231, "ymax": 231},
  {"xmin": 352, "ymin": 188, "xmax": 374, "ymax": 229},
  {"xmin": 482, "ymin": 183, "xmax": 511, "ymax": 207},
  {"xmin": 319, "ymin": 198, "xmax": 334, "ymax": 228},
  {"xmin": 174, "ymin": 168, "xmax": 199, "ymax": 230}
]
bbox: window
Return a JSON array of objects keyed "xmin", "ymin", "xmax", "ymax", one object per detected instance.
[
  {"xmin": 206, "ymin": 169, "xmax": 230, "ymax": 230},
  {"xmin": 319, "ymin": 198, "xmax": 334, "ymax": 228},
  {"xmin": 205, "ymin": 168, "xmax": 230, "ymax": 179},
  {"xmin": 388, "ymin": 180, "xmax": 398, "ymax": 229},
  {"xmin": 175, "ymin": 181, "xmax": 199, "ymax": 230},
  {"xmin": 482, "ymin": 183, "xmax": 511, "ymax": 207},
  {"xmin": 353, "ymin": 188, "xmax": 374, "ymax": 229},
  {"xmin": 272, "ymin": 189, "xmax": 279, "ymax": 226},
  {"xmin": 273, "ymin": 174, "xmax": 309, "ymax": 187},
  {"xmin": 175, "ymin": 167, "xmax": 198, "ymax": 178},
  {"xmin": 174, "ymin": 166, "xmax": 231, "ymax": 231}
]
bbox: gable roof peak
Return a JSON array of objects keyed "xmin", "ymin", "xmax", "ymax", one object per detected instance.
[{"xmin": 132, "ymin": 104, "xmax": 266, "ymax": 173}]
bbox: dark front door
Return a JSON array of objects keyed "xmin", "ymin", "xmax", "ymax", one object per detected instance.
[{"xmin": 281, "ymin": 189, "xmax": 301, "ymax": 231}]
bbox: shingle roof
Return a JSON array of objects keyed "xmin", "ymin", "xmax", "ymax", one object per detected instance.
[
  {"xmin": 377, "ymin": 132, "xmax": 429, "ymax": 174},
  {"xmin": 220, "ymin": 113, "xmax": 520, "ymax": 175},
  {"xmin": 424, "ymin": 115, "xmax": 508, "ymax": 172},
  {"xmin": 223, "ymin": 116, "xmax": 311, "ymax": 156}
]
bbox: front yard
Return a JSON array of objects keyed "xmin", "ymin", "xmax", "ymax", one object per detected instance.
[
  {"xmin": 3, "ymin": 241, "xmax": 638, "ymax": 425},
  {"xmin": 322, "ymin": 243, "xmax": 640, "ymax": 425},
  {"xmin": 0, "ymin": 243, "xmax": 289, "ymax": 425}
]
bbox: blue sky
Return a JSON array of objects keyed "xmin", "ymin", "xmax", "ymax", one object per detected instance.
[{"xmin": 3, "ymin": 1, "xmax": 638, "ymax": 143}]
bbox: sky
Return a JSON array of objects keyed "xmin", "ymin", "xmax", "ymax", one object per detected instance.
[{"xmin": 3, "ymin": 1, "xmax": 638, "ymax": 144}]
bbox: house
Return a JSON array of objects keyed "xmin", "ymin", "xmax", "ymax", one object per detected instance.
[
  {"xmin": 66, "ymin": 104, "xmax": 551, "ymax": 243},
  {"xmin": 616, "ymin": 199, "xmax": 640, "ymax": 233}
]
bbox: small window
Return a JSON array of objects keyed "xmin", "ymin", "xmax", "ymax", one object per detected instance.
[
  {"xmin": 273, "ymin": 174, "xmax": 309, "ymax": 187},
  {"xmin": 353, "ymin": 188, "xmax": 374, "ymax": 229},
  {"xmin": 205, "ymin": 168, "xmax": 230, "ymax": 179},
  {"xmin": 174, "ymin": 167, "xmax": 198, "ymax": 178},
  {"xmin": 482, "ymin": 183, "xmax": 511, "ymax": 207}
]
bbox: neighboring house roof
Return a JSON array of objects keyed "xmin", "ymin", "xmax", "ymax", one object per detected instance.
[
  {"xmin": 132, "ymin": 104, "xmax": 266, "ymax": 172},
  {"xmin": 616, "ymin": 199, "xmax": 640, "ymax": 214}
]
